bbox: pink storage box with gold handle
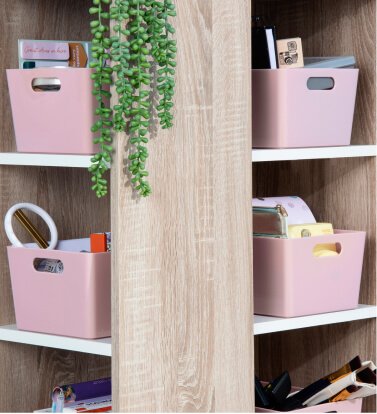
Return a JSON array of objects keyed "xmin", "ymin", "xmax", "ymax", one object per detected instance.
[
  {"xmin": 253, "ymin": 230, "xmax": 366, "ymax": 317},
  {"xmin": 6, "ymin": 68, "xmax": 97, "ymax": 154},
  {"xmin": 252, "ymin": 68, "xmax": 359, "ymax": 148},
  {"xmin": 7, "ymin": 238, "xmax": 110, "ymax": 339}
]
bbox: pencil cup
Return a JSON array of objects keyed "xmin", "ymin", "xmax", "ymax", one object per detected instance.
[
  {"xmin": 7, "ymin": 238, "xmax": 110, "ymax": 339},
  {"xmin": 253, "ymin": 230, "xmax": 366, "ymax": 317},
  {"xmin": 252, "ymin": 68, "xmax": 359, "ymax": 148},
  {"xmin": 7, "ymin": 68, "xmax": 98, "ymax": 154}
]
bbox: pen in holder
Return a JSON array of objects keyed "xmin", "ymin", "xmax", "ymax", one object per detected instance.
[{"xmin": 14, "ymin": 209, "xmax": 49, "ymax": 249}]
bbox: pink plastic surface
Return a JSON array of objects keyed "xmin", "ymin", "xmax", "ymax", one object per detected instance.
[
  {"xmin": 7, "ymin": 239, "xmax": 110, "ymax": 339},
  {"xmin": 253, "ymin": 230, "xmax": 366, "ymax": 317},
  {"xmin": 252, "ymin": 69, "xmax": 359, "ymax": 148},
  {"xmin": 6, "ymin": 68, "xmax": 98, "ymax": 154}
]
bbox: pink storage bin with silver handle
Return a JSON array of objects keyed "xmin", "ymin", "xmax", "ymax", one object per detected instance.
[
  {"xmin": 6, "ymin": 68, "xmax": 97, "ymax": 154},
  {"xmin": 253, "ymin": 230, "xmax": 366, "ymax": 317},
  {"xmin": 252, "ymin": 68, "xmax": 359, "ymax": 148},
  {"xmin": 7, "ymin": 238, "xmax": 110, "ymax": 339},
  {"xmin": 256, "ymin": 385, "xmax": 363, "ymax": 413}
]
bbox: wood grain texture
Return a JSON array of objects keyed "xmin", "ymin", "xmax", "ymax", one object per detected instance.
[
  {"xmin": 253, "ymin": 1, "xmax": 376, "ymax": 412},
  {"xmin": 0, "ymin": 1, "xmax": 111, "ymax": 412},
  {"xmin": 111, "ymin": 0, "xmax": 253, "ymax": 411}
]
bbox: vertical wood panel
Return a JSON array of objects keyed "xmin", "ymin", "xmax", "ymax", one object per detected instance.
[{"xmin": 111, "ymin": 0, "xmax": 253, "ymax": 411}]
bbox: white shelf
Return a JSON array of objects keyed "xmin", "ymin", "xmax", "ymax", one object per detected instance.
[
  {"xmin": 0, "ymin": 146, "xmax": 376, "ymax": 168},
  {"xmin": 0, "ymin": 306, "xmax": 375, "ymax": 355},
  {"xmin": 254, "ymin": 305, "xmax": 377, "ymax": 336},
  {"xmin": 0, "ymin": 325, "xmax": 111, "ymax": 356},
  {"xmin": 252, "ymin": 145, "xmax": 377, "ymax": 162},
  {"xmin": 0, "ymin": 153, "xmax": 92, "ymax": 168}
]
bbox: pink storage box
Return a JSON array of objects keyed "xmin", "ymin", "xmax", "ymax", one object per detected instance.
[
  {"xmin": 7, "ymin": 238, "xmax": 110, "ymax": 339},
  {"xmin": 256, "ymin": 386, "xmax": 362, "ymax": 413},
  {"xmin": 252, "ymin": 69, "xmax": 359, "ymax": 148},
  {"xmin": 7, "ymin": 68, "xmax": 97, "ymax": 154},
  {"xmin": 253, "ymin": 230, "xmax": 365, "ymax": 317}
]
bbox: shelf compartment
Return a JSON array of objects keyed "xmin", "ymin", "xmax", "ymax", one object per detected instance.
[
  {"xmin": 254, "ymin": 304, "xmax": 377, "ymax": 336},
  {"xmin": 0, "ymin": 324, "xmax": 111, "ymax": 356},
  {"xmin": 252, "ymin": 145, "xmax": 377, "ymax": 163}
]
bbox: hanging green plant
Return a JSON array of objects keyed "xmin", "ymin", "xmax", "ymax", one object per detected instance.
[{"xmin": 88, "ymin": 0, "xmax": 177, "ymax": 198}]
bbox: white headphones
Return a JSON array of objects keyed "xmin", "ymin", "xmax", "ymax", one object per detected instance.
[{"xmin": 4, "ymin": 203, "xmax": 58, "ymax": 249}]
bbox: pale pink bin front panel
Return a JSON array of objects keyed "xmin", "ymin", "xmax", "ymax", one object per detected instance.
[
  {"xmin": 253, "ymin": 230, "xmax": 366, "ymax": 317},
  {"xmin": 7, "ymin": 239, "xmax": 111, "ymax": 339},
  {"xmin": 252, "ymin": 69, "xmax": 359, "ymax": 148},
  {"xmin": 7, "ymin": 68, "xmax": 98, "ymax": 154}
]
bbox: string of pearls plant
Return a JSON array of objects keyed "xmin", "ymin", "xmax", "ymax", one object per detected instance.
[{"xmin": 89, "ymin": 0, "xmax": 177, "ymax": 198}]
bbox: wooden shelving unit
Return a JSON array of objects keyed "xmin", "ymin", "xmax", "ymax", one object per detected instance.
[{"xmin": 0, "ymin": 0, "xmax": 375, "ymax": 412}]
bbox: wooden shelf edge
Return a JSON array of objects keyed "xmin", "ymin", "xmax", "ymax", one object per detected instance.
[
  {"xmin": 254, "ymin": 305, "xmax": 377, "ymax": 336},
  {"xmin": 252, "ymin": 145, "xmax": 377, "ymax": 163},
  {"xmin": 0, "ymin": 324, "xmax": 111, "ymax": 356}
]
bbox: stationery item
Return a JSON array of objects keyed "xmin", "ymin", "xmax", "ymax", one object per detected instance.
[
  {"xmin": 35, "ymin": 259, "xmax": 64, "ymax": 273},
  {"xmin": 32, "ymin": 78, "xmax": 62, "ymax": 92},
  {"xmin": 253, "ymin": 197, "xmax": 317, "ymax": 226},
  {"xmin": 304, "ymin": 56, "xmax": 357, "ymax": 69},
  {"xmin": 14, "ymin": 209, "xmax": 49, "ymax": 248},
  {"xmin": 4, "ymin": 203, "xmax": 58, "ymax": 249},
  {"xmin": 255, "ymin": 377, "xmax": 273, "ymax": 409},
  {"xmin": 252, "ymin": 17, "xmax": 278, "ymax": 69},
  {"xmin": 276, "ymin": 37, "xmax": 304, "ymax": 68},
  {"xmin": 52, "ymin": 388, "xmax": 65, "ymax": 413},
  {"xmin": 18, "ymin": 40, "xmax": 91, "ymax": 69},
  {"xmin": 313, "ymin": 243, "xmax": 338, "ymax": 257},
  {"xmin": 90, "ymin": 232, "xmax": 111, "ymax": 253},
  {"xmin": 23, "ymin": 61, "xmax": 69, "ymax": 69},
  {"xmin": 53, "ymin": 378, "xmax": 111, "ymax": 406},
  {"xmin": 288, "ymin": 223, "xmax": 334, "ymax": 238},
  {"xmin": 253, "ymin": 205, "xmax": 288, "ymax": 238},
  {"xmin": 63, "ymin": 396, "xmax": 112, "ymax": 413},
  {"xmin": 265, "ymin": 371, "xmax": 291, "ymax": 407},
  {"xmin": 329, "ymin": 363, "xmax": 376, "ymax": 402},
  {"xmin": 37, "ymin": 396, "xmax": 112, "ymax": 413},
  {"xmin": 304, "ymin": 360, "xmax": 377, "ymax": 407},
  {"xmin": 280, "ymin": 356, "xmax": 362, "ymax": 411}
]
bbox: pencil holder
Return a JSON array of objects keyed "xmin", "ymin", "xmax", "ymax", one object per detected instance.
[
  {"xmin": 7, "ymin": 238, "xmax": 110, "ymax": 339},
  {"xmin": 253, "ymin": 230, "xmax": 366, "ymax": 317},
  {"xmin": 7, "ymin": 68, "xmax": 97, "ymax": 154},
  {"xmin": 252, "ymin": 68, "xmax": 359, "ymax": 148}
]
